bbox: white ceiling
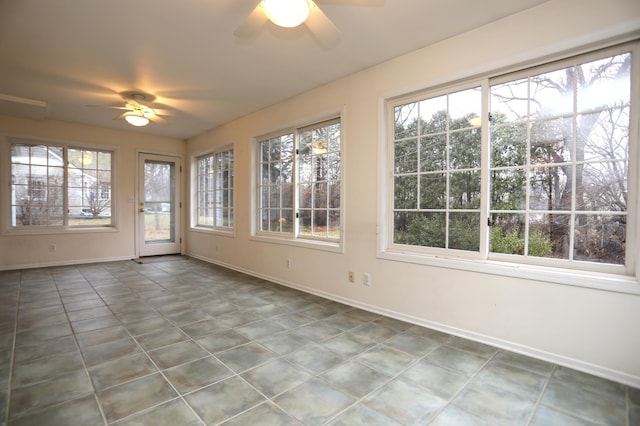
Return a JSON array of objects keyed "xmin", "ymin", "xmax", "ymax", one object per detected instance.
[{"xmin": 0, "ymin": 0, "xmax": 550, "ymax": 139}]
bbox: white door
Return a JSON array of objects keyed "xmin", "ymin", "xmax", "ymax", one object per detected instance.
[{"xmin": 138, "ymin": 153, "xmax": 181, "ymax": 257}]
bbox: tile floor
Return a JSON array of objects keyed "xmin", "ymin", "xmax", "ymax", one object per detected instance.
[{"xmin": 0, "ymin": 257, "xmax": 638, "ymax": 425}]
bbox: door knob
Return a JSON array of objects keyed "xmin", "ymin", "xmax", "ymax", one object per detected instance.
[{"xmin": 139, "ymin": 208, "xmax": 145, "ymax": 213}]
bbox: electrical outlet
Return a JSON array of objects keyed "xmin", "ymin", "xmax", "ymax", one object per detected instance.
[
  {"xmin": 363, "ymin": 273, "xmax": 371, "ymax": 286},
  {"xmin": 286, "ymin": 259, "xmax": 292, "ymax": 269},
  {"xmin": 348, "ymin": 271, "xmax": 355, "ymax": 283},
  {"xmin": 48, "ymin": 244, "xmax": 56, "ymax": 252}
]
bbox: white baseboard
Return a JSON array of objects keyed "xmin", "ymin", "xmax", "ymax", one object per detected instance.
[
  {"xmin": 0, "ymin": 255, "xmax": 134, "ymax": 271},
  {"xmin": 188, "ymin": 252, "xmax": 640, "ymax": 389}
]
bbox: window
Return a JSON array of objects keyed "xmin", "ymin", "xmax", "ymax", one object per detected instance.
[
  {"xmin": 393, "ymin": 86, "xmax": 482, "ymax": 252},
  {"xmin": 388, "ymin": 43, "xmax": 637, "ymax": 279},
  {"xmin": 195, "ymin": 147, "xmax": 234, "ymax": 230},
  {"xmin": 257, "ymin": 118, "xmax": 341, "ymax": 243},
  {"xmin": 9, "ymin": 139, "xmax": 114, "ymax": 228}
]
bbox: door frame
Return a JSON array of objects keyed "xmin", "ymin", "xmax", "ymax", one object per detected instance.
[{"xmin": 136, "ymin": 151, "xmax": 183, "ymax": 258}]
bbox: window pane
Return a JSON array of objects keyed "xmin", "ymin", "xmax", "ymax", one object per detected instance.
[
  {"xmin": 530, "ymin": 67, "xmax": 574, "ymax": 118},
  {"xmin": 449, "ymin": 87, "xmax": 481, "ymax": 129},
  {"xmin": 490, "ymin": 169, "xmax": 526, "ymax": 211},
  {"xmin": 489, "ymin": 213, "xmax": 527, "ymax": 255},
  {"xmin": 529, "ymin": 165, "xmax": 571, "ymax": 211},
  {"xmin": 490, "ymin": 123, "xmax": 527, "ymax": 168},
  {"xmin": 530, "ymin": 117, "xmax": 573, "ymax": 163},
  {"xmin": 449, "ymin": 129, "xmax": 480, "ymax": 169},
  {"xmin": 490, "ymin": 77, "xmax": 528, "ymax": 122},
  {"xmin": 420, "ymin": 173, "xmax": 446, "ymax": 209},
  {"xmin": 577, "ymin": 53, "xmax": 630, "ymax": 112},
  {"xmin": 419, "ymin": 95, "xmax": 447, "ymax": 133},
  {"xmin": 420, "ymin": 135, "xmax": 446, "ymax": 171},
  {"xmin": 449, "ymin": 212, "xmax": 480, "ymax": 251},
  {"xmin": 395, "ymin": 140, "xmax": 418, "ymax": 173},
  {"xmin": 295, "ymin": 120, "xmax": 341, "ymax": 241},
  {"xmin": 529, "ymin": 213, "xmax": 570, "ymax": 259},
  {"xmin": 394, "ymin": 212, "xmax": 445, "ymax": 247},
  {"xmin": 395, "ymin": 103, "xmax": 419, "ymax": 139},
  {"xmin": 394, "ymin": 175, "xmax": 417, "ymax": 209},
  {"xmin": 449, "ymin": 171, "xmax": 481, "ymax": 209},
  {"xmin": 574, "ymin": 214, "xmax": 625, "ymax": 264},
  {"xmin": 577, "ymin": 161, "xmax": 627, "ymax": 211}
]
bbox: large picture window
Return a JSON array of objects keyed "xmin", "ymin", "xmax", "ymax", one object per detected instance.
[
  {"xmin": 195, "ymin": 147, "xmax": 234, "ymax": 230},
  {"xmin": 388, "ymin": 43, "xmax": 637, "ymax": 278},
  {"xmin": 257, "ymin": 118, "xmax": 342, "ymax": 243},
  {"xmin": 9, "ymin": 139, "xmax": 114, "ymax": 228}
]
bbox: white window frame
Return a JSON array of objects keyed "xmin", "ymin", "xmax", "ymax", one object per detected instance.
[
  {"xmin": 252, "ymin": 117, "xmax": 344, "ymax": 252},
  {"xmin": 2, "ymin": 135, "xmax": 117, "ymax": 235},
  {"xmin": 191, "ymin": 144, "xmax": 235, "ymax": 235},
  {"xmin": 379, "ymin": 41, "xmax": 640, "ymax": 294}
]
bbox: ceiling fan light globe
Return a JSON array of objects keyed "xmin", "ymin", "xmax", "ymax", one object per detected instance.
[
  {"xmin": 263, "ymin": 0, "xmax": 310, "ymax": 28},
  {"xmin": 125, "ymin": 114, "xmax": 150, "ymax": 127}
]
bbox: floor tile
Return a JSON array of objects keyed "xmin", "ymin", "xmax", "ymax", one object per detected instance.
[
  {"xmin": 286, "ymin": 344, "xmax": 345, "ymax": 375},
  {"xmin": 12, "ymin": 351, "xmax": 85, "ymax": 388},
  {"xmin": 89, "ymin": 353, "xmax": 157, "ymax": 390},
  {"xmin": 401, "ymin": 358, "xmax": 469, "ymax": 400},
  {"xmin": 364, "ymin": 378, "xmax": 445, "ymax": 425},
  {"xmin": 7, "ymin": 394, "xmax": 103, "ymax": 426},
  {"xmin": 426, "ymin": 345, "xmax": 489, "ymax": 375},
  {"xmin": 164, "ymin": 356, "xmax": 233, "ymax": 394},
  {"xmin": 257, "ymin": 330, "xmax": 312, "ymax": 355},
  {"xmin": 274, "ymin": 379, "xmax": 355, "ymax": 426},
  {"xmin": 195, "ymin": 329, "xmax": 249, "ymax": 353},
  {"xmin": 135, "ymin": 326, "xmax": 189, "ymax": 351},
  {"xmin": 1, "ymin": 259, "xmax": 635, "ymax": 426},
  {"xmin": 97, "ymin": 373, "xmax": 177, "ymax": 423},
  {"xmin": 242, "ymin": 358, "xmax": 312, "ymax": 397},
  {"xmin": 452, "ymin": 383, "xmax": 537, "ymax": 425},
  {"xmin": 185, "ymin": 376, "xmax": 265, "ymax": 424},
  {"xmin": 321, "ymin": 361, "xmax": 390, "ymax": 398},
  {"xmin": 356, "ymin": 345, "xmax": 416, "ymax": 376},
  {"xmin": 216, "ymin": 342, "xmax": 276, "ymax": 373},
  {"xmin": 221, "ymin": 401, "xmax": 301, "ymax": 425},
  {"xmin": 327, "ymin": 403, "xmax": 401, "ymax": 426},
  {"xmin": 540, "ymin": 380, "xmax": 626, "ymax": 426},
  {"xmin": 429, "ymin": 404, "xmax": 495, "ymax": 426},
  {"xmin": 472, "ymin": 359, "xmax": 547, "ymax": 399},
  {"xmin": 529, "ymin": 404, "xmax": 601, "ymax": 426},
  {"xmin": 114, "ymin": 398, "xmax": 202, "ymax": 426},
  {"xmin": 9, "ymin": 370, "xmax": 94, "ymax": 419},
  {"xmin": 81, "ymin": 337, "xmax": 142, "ymax": 366},
  {"xmin": 321, "ymin": 332, "xmax": 376, "ymax": 358},
  {"xmin": 147, "ymin": 340, "xmax": 209, "ymax": 369}
]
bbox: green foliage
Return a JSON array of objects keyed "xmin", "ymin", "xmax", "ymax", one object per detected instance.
[{"xmin": 490, "ymin": 227, "xmax": 553, "ymax": 257}]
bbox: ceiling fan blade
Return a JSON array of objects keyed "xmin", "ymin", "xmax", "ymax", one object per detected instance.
[
  {"xmin": 305, "ymin": 2, "xmax": 340, "ymax": 46},
  {"xmin": 86, "ymin": 104, "xmax": 132, "ymax": 110},
  {"xmin": 146, "ymin": 114, "xmax": 168, "ymax": 125},
  {"xmin": 233, "ymin": 2, "xmax": 268, "ymax": 38}
]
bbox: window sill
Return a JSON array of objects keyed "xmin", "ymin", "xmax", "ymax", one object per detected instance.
[
  {"xmin": 378, "ymin": 248, "xmax": 640, "ymax": 295},
  {"xmin": 3, "ymin": 226, "xmax": 119, "ymax": 237},
  {"xmin": 190, "ymin": 226, "xmax": 235, "ymax": 237},
  {"xmin": 250, "ymin": 233, "xmax": 344, "ymax": 254}
]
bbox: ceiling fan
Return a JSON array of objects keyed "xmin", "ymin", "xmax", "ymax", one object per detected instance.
[
  {"xmin": 88, "ymin": 91, "xmax": 168, "ymax": 127},
  {"xmin": 234, "ymin": 0, "xmax": 383, "ymax": 46}
]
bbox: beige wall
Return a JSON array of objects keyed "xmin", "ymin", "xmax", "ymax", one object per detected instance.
[
  {"xmin": 0, "ymin": 115, "xmax": 185, "ymax": 268},
  {"xmin": 186, "ymin": 0, "xmax": 640, "ymax": 386}
]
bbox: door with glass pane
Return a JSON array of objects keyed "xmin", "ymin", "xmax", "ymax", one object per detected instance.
[{"xmin": 138, "ymin": 153, "xmax": 181, "ymax": 256}]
